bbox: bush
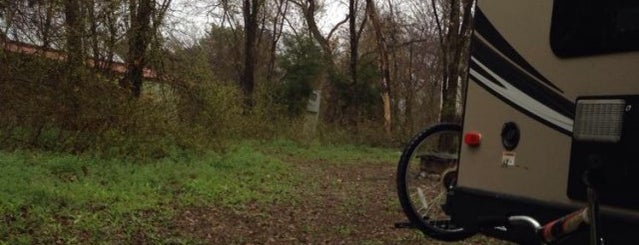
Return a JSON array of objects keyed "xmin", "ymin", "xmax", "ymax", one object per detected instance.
[
  {"xmin": 0, "ymin": 43, "xmax": 403, "ymax": 158},
  {"xmin": 317, "ymin": 120, "xmax": 398, "ymax": 148},
  {"xmin": 0, "ymin": 52, "xmax": 318, "ymax": 158},
  {"xmin": 0, "ymin": 53, "xmax": 231, "ymax": 158}
]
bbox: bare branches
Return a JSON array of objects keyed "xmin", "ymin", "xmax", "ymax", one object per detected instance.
[
  {"xmin": 430, "ymin": 0, "xmax": 444, "ymax": 52},
  {"xmin": 327, "ymin": 14, "xmax": 348, "ymax": 42},
  {"xmin": 0, "ymin": 0, "xmax": 475, "ymax": 138},
  {"xmin": 240, "ymin": 0, "xmax": 265, "ymax": 107}
]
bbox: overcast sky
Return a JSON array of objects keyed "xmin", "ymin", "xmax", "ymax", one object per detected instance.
[{"xmin": 169, "ymin": 0, "xmax": 349, "ymax": 44}]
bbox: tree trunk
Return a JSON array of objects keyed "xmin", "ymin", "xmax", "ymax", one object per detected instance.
[
  {"xmin": 42, "ymin": 2, "xmax": 55, "ymax": 49},
  {"xmin": 365, "ymin": 0, "xmax": 392, "ymax": 136},
  {"xmin": 120, "ymin": 0, "xmax": 153, "ymax": 98},
  {"xmin": 64, "ymin": 0, "xmax": 84, "ymax": 71},
  {"xmin": 86, "ymin": 0, "xmax": 103, "ymax": 70},
  {"xmin": 345, "ymin": 0, "xmax": 360, "ymax": 121},
  {"xmin": 457, "ymin": 0, "xmax": 476, "ymax": 111},
  {"xmin": 241, "ymin": 0, "xmax": 262, "ymax": 109},
  {"xmin": 441, "ymin": 0, "xmax": 460, "ymax": 123},
  {"xmin": 405, "ymin": 43, "xmax": 415, "ymax": 134},
  {"xmin": 105, "ymin": 1, "xmax": 120, "ymax": 79},
  {"xmin": 266, "ymin": 0, "xmax": 287, "ymax": 84},
  {"xmin": 62, "ymin": 0, "xmax": 84, "ymax": 129},
  {"xmin": 349, "ymin": 0, "xmax": 358, "ymax": 87},
  {"xmin": 434, "ymin": 0, "xmax": 475, "ymax": 150},
  {"xmin": 432, "ymin": 0, "xmax": 474, "ymax": 124},
  {"xmin": 293, "ymin": 0, "xmax": 346, "ymax": 122}
]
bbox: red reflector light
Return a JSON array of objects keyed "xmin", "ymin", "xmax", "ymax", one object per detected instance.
[{"xmin": 464, "ymin": 132, "xmax": 482, "ymax": 147}]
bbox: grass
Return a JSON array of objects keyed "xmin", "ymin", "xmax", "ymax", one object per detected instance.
[
  {"xmin": 252, "ymin": 138, "xmax": 400, "ymax": 165},
  {"xmin": 0, "ymin": 142, "xmax": 296, "ymax": 244},
  {"xmin": 0, "ymin": 138, "xmax": 517, "ymax": 244},
  {"xmin": 0, "ymin": 139, "xmax": 404, "ymax": 243}
]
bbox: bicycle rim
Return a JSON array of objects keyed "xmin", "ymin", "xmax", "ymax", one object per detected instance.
[{"xmin": 397, "ymin": 124, "xmax": 475, "ymax": 241}]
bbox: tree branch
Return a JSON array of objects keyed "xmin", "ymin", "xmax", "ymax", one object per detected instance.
[
  {"xmin": 327, "ymin": 14, "xmax": 349, "ymax": 41},
  {"xmin": 430, "ymin": 0, "xmax": 445, "ymax": 51}
]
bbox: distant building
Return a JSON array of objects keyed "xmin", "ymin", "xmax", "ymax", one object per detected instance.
[{"xmin": 1, "ymin": 38, "xmax": 158, "ymax": 80}]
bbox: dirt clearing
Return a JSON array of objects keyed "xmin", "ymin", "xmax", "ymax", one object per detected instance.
[{"xmin": 173, "ymin": 157, "xmax": 511, "ymax": 244}]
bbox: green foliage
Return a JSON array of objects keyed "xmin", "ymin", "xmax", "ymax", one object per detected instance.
[
  {"xmin": 164, "ymin": 41, "xmax": 217, "ymax": 85},
  {"xmin": 174, "ymin": 82, "xmax": 244, "ymax": 140},
  {"xmin": 0, "ymin": 143, "xmax": 294, "ymax": 243},
  {"xmin": 0, "ymin": 139, "xmax": 400, "ymax": 243},
  {"xmin": 183, "ymin": 143, "xmax": 295, "ymax": 205},
  {"xmin": 199, "ymin": 25, "xmax": 245, "ymax": 84},
  {"xmin": 0, "ymin": 67, "xmax": 188, "ymax": 159},
  {"xmin": 1, "ymin": 50, "xmax": 286, "ymax": 158},
  {"xmin": 331, "ymin": 56, "xmax": 383, "ymax": 121},
  {"xmin": 275, "ymin": 36, "xmax": 323, "ymax": 116},
  {"xmin": 163, "ymin": 29, "xmax": 301, "ymax": 145},
  {"xmin": 318, "ymin": 120, "xmax": 397, "ymax": 147},
  {"xmin": 0, "ymin": 21, "xmax": 404, "ymax": 157}
]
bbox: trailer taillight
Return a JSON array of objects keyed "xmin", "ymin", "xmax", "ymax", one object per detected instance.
[
  {"xmin": 464, "ymin": 132, "xmax": 482, "ymax": 147},
  {"xmin": 568, "ymin": 96, "xmax": 639, "ymax": 210}
]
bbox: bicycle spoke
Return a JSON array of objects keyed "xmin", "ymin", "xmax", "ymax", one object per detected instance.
[
  {"xmin": 417, "ymin": 187, "xmax": 428, "ymax": 210},
  {"xmin": 397, "ymin": 124, "xmax": 473, "ymax": 240}
]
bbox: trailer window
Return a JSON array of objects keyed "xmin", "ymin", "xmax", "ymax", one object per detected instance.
[{"xmin": 551, "ymin": 0, "xmax": 639, "ymax": 57}]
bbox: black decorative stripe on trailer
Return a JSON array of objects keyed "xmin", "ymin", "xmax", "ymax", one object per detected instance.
[
  {"xmin": 467, "ymin": 8, "xmax": 575, "ymax": 135},
  {"xmin": 474, "ymin": 9, "xmax": 562, "ymax": 92}
]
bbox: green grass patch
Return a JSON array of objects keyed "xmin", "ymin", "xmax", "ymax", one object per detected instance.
[
  {"xmin": 251, "ymin": 138, "xmax": 400, "ymax": 165},
  {"xmin": 0, "ymin": 143, "xmax": 294, "ymax": 243},
  {"xmin": 0, "ymin": 139, "xmax": 399, "ymax": 243}
]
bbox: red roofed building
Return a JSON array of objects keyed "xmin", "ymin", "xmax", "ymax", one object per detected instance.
[{"xmin": 1, "ymin": 39, "xmax": 158, "ymax": 80}]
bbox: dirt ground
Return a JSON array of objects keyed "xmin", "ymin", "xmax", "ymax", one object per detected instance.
[{"xmin": 173, "ymin": 159, "xmax": 514, "ymax": 244}]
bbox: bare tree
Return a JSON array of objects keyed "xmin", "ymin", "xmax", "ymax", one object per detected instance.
[
  {"xmin": 86, "ymin": 0, "xmax": 100, "ymax": 63},
  {"xmin": 289, "ymin": 0, "xmax": 345, "ymax": 75},
  {"xmin": 63, "ymin": 0, "xmax": 85, "ymax": 79},
  {"xmin": 40, "ymin": 1, "xmax": 57, "ymax": 49},
  {"xmin": 289, "ymin": 0, "xmax": 348, "ymax": 121},
  {"xmin": 365, "ymin": 0, "xmax": 392, "ymax": 135},
  {"xmin": 430, "ymin": 0, "xmax": 474, "ymax": 123},
  {"xmin": 102, "ymin": 1, "xmax": 126, "ymax": 74},
  {"xmin": 265, "ymin": 0, "xmax": 289, "ymax": 84},
  {"xmin": 120, "ymin": 0, "xmax": 153, "ymax": 97},
  {"xmin": 346, "ymin": 0, "xmax": 369, "ymax": 113},
  {"xmin": 240, "ymin": 0, "xmax": 264, "ymax": 108},
  {"xmin": 348, "ymin": 0, "xmax": 363, "ymax": 87},
  {"xmin": 120, "ymin": 0, "xmax": 171, "ymax": 98}
]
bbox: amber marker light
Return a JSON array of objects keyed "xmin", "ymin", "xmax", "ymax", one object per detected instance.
[{"xmin": 464, "ymin": 132, "xmax": 482, "ymax": 147}]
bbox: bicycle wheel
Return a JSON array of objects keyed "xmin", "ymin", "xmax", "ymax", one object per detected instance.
[{"xmin": 396, "ymin": 123, "xmax": 476, "ymax": 241}]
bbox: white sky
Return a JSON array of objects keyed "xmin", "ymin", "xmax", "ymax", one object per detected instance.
[
  {"xmin": 169, "ymin": 0, "xmax": 349, "ymax": 44},
  {"xmin": 318, "ymin": 0, "xmax": 350, "ymax": 33}
]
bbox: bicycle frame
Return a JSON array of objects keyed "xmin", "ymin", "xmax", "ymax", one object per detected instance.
[{"xmin": 447, "ymin": 1, "xmax": 639, "ymax": 244}]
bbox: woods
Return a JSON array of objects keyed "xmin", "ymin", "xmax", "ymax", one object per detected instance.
[
  {"xmin": 0, "ymin": 0, "xmax": 475, "ymax": 153},
  {"xmin": 0, "ymin": 1, "xmax": 484, "ymax": 243}
]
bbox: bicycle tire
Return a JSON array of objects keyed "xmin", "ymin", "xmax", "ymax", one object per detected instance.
[{"xmin": 396, "ymin": 123, "xmax": 476, "ymax": 241}]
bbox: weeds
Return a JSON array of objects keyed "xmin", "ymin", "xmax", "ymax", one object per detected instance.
[
  {"xmin": 0, "ymin": 60, "xmax": 402, "ymax": 241},
  {"xmin": 0, "ymin": 143, "xmax": 294, "ymax": 243}
]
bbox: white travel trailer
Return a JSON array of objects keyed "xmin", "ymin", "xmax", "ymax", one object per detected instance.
[{"xmin": 396, "ymin": 1, "xmax": 639, "ymax": 244}]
